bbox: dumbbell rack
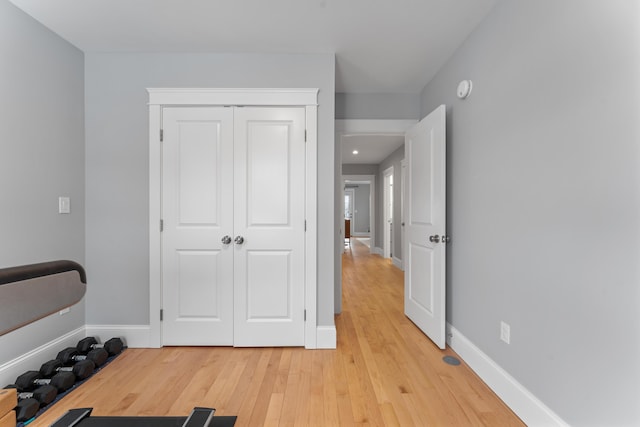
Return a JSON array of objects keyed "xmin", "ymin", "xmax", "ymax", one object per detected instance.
[
  {"xmin": 0, "ymin": 389, "xmax": 17, "ymax": 427},
  {"xmin": 14, "ymin": 340, "xmax": 126, "ymax": 427}
]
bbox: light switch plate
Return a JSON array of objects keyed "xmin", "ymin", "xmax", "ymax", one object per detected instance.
[
  {"xmin": 500, "ymin": 321, "xmax": 511, "ymax": 344},
  {"xmin": 59, "ymin": 197, "xmax": 71, "ymax": 214}
]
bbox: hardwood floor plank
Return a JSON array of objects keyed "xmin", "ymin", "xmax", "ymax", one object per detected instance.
[{"xmin": 29, "ymin": 239, "xmax": 523, "ymax": 426}]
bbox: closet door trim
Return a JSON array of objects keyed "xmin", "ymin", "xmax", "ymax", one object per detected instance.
[{"xmin": 147, "ymin": 88, "xmax": 319, "ymax": 349}]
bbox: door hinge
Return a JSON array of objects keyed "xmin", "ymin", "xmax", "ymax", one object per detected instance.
[
  {"xmin": 304, "ymin": 309, "xmax": 306, "ymax": 321},
  {"xmin": 160, "ymin": 129, "xmax": 164, "ymax": 142},
  {"xmin": 304, "ymin": 129, "xmax": 307, "ymax": 142},
  {"xmin": 304, "ymin": 220, "xmax": 307, "ymax": 231},
  {"xmin": 160, "ymin": 219, "xmax": 164, "ymax": 232},
  {"xmin": 160, "ymin": 309, "xmax": 163, "ymax": 321}
]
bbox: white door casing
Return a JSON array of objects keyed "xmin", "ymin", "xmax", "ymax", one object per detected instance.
[
  {"xmin": 342, "ymin": 176, "xmax": 375, "ymax": 254},
  {"xmin": 404, "ymin": 105, "xmax": 446, "ymax": 349},
  {"xmin": 344, "ymin": 188, "xmax": 355, "ymax": 234},
  {"xmin": 400, "ymin": 159, "xmax": 406, "ymax": 271},
  {"xmin": 383, "ymin": 167, "xmax": 393, "ymax": 259},
  {"xmin": 148, "ymin": 88, "xmax": 319, "ymax": 349}
]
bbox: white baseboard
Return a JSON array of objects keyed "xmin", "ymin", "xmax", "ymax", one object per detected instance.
[
  {"xmin": 372, "ymin": 246, "xmax": 383, "ymax": 256},
  {"xmin": 86, "ymin": 324, "xmax": 333, "ymax": 349},
  {"xmin": 0, "ymin": 326, "xmax": 85, "ymax": 387},
  {"xmin": 392, "ymin": 256, "xmax": 403, "ymax": 270},
  {"xmin": 85, "ymin": 325, "xmax": 152, "ymax": 348},
  {"xmin": 316, "ymin": 325, "xmax": 337, "ymax": 349},
  {"xmin": 447, "ymin": 324, "xmax": 569, "ymax": 427}
]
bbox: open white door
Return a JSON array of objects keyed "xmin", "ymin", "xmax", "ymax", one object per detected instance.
[{"xmin": 404, "ymin": 105, "xmax": 446, "ymax": 349}]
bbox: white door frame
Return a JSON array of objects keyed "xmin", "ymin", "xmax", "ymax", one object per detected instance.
[
  {"xmin": 148, "ymin": 88, "xmax": 319, "ymax": 348},
  {"xmin": 400, "ymin": 159, "xmax": 407, "ymax": 271},
  {"xmin": 342, "ymin": 176, "xmax": 376, "ymax": 250},
  {"xmin": 335, "ymin": 120, "xmax": 416, "ymax": 314},
  {"xmin": 344, "ymin": 187, "xmax": 355, "ymax": 237},
  {"xmin": 383, "ymin": 166, "xmax": 394, "ymax": 259}
]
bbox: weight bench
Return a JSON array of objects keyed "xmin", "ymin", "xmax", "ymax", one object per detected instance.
[{"xmin": 50, "ymin": 407, "xmax": 237, "ymax": 427}]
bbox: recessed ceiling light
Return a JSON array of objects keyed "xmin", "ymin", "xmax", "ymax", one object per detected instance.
[{"xmin": 352, "ymin": 150, "xmax": 359, "ymax": 155}]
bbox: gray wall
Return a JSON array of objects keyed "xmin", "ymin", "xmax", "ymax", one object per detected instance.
[
  {"xmin": 376, "ymin": 146, "xmax": 404, "ymax": 259},
  {"xmin": 352, "ymin": 184, "xmax": 370, "ymax": 234},
  {"xmin": 335, "ymin": 93, "xmax": 420, "ymax": 120},
  {"xmin": 342, "ymin": 164, "xmax": 378, "ymax": 176},
  {"xmin": 84, "ymin": 53, "xmax": 335, "ymax": 327},
  {"xmin": 0, "ymin": 0, "xmax": 85, "ymax": 363},
  {"xmin": 420, "ymin": 1, "xmax": 640, "ymax": 425}
]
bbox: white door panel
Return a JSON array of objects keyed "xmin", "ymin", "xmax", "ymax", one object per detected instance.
[
  {"xmin": 234, "ymin": 107, "xmax": 306, "ymax": 346},
  {"xmin": 176, "ymin": 250, "xmax": 222, "ymax": 317},
  {"xmin": 404, "ymin": 105, "xmax": 446, "ymax": 349},
  {"xmin": 162, "ymin": 107, "xmax": 234, "ymax": 345},
  {"xmin": 245, "ymin": 250, "xmax": 292, "ymax": 318}
]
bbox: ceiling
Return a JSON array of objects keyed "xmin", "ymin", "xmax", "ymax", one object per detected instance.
[
  {"xmin": 9, "ymin": 0, "xmax": 497, "ymax": 166},
  {"xmin": 8, "ymin": 0, "xmax": 498, "ymax": 94},
  {"xmin": 341, "ymin": 134, "xmax": 404, "ymax": 165}
]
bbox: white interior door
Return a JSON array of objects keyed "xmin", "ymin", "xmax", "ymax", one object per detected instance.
[
  {"xmin": 161, "ymin": 107, "xmax": 234, "ymax": 345},
  {"xmin": 404, "ymin": 104, "xmax": 446, "ymax": 349},
  {"xmin": 233, "ymin": 107, "xmax": 306, "ymax": 346}
]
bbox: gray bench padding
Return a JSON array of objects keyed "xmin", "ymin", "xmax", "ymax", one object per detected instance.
[{"xmin": 0, "ymin": 260, "xmax": 86, "ymax": 336}]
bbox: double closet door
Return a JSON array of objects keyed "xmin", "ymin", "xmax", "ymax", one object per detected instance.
[{"xmin": 161, "ymin": 106, "xmax": 306, "ymax": 346}]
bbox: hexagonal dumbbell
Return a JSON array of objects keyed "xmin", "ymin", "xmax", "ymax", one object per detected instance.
[
  {"xmin": 39, "ymin": 359, "xmax": 95, "ymax": 380},
  {"xmin": 76, "ymin": 337, "xmax": 124, "ymax": 356},
  {"xmin": 15, "ymin": 397, "xmax": 39, "ymax": 422},
  {"xmin": 4, "ymin": 384, "xmax": 58, "ymax": 422},
  {"xmin": 57, "ymin": 347, "xmax": 108, "ymax": 367},
  {"xmin": 14, "ymin": 370, "xmax": 75, "ymax": 392}
]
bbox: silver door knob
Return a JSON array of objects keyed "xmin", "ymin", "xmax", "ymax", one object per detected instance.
[
  {"xmin": 442, "ymin": 235, "xmax": 451, "ymax": 243},
  {"xmin": 234, "ymin": 236, "xmax": 245, "ymax": 245},
  {"xmin": 429, "ymin": 235, "xmax": 440, "ymax": 243},
  {"xmin": 221, "ymin": 235, "xmax": 232, "ymax": 245}
]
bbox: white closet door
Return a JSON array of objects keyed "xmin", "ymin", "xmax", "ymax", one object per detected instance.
[
  {"xmin": 233, "ymin": 107, "xmax": 306, "ymax": 346},
  {"xmin": 161, "ymin": 107, "xmax": 234, "ymax": 345}
]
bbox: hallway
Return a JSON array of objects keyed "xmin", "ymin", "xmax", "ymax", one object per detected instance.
[{"xmin": 338, "ymin": 238, "xmax": 524, "ymax": 425}]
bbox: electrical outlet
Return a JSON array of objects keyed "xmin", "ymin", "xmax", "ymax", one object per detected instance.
[{"xmin": 500, "ymin": 321, "xmax": 510, "ymax": 344}]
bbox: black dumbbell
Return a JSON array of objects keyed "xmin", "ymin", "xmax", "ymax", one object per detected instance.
[
  {"xmin": 15, "ymin": 397, "xmax": 39, "ymax": 422},
  {"xmin": 5, "ymin": 384, "xmax": 57, "ymax": 405},
  {"xmin": 57, "ymin": 347, "xmax": 108, "ymax": 367},
  {"xmin": 39, "ymin": 359, "xmax": 94, "ymax": 380},
  {"xmin": 15, "ymin": 371, "xmax": 75, "ymax": 392},
  {"xmin": 4, "ymin": 384, "xmax": 57, "ymax": 422},
  {"xmin": 77, "ymin": 337, "xmax": 124, "ymax": 356}
]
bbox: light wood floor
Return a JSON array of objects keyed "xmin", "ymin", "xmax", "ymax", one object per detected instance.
[{"xmin": 32, "ymin": 239, "xmax": 523, "ymax": 426}]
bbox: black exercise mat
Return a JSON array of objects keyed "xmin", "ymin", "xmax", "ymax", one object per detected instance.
[{"xmin": 59, "ymin": 415, "xmax": 237, "ymax": 427}]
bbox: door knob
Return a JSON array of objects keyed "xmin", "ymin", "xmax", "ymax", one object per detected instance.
[
  {"xmin": 442, "ymin": 235, "xmax": 451, "ymax": 243},
  {"xmin": 221, "ymin": 235, "xmax": 232, "ymax": 245},
  {"xmin": 429, "ymin": 235, "xmax": 440, "ymax": 243},
  {"xmin": 234, "ymin": 236, "xmax": 245, "ymax": 245}
]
